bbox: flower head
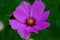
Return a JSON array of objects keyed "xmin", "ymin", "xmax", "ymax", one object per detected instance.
[
  {"xmin": 9, "ymin": 0, "xmax": 50, "ymax": 39},
  {"xmin": 0, "ymin": 21, "xmax": 4, "ymax": 31}
]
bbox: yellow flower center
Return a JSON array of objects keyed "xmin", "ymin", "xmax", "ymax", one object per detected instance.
[
  {"xmin": 27, "ymin": 18, "xmax": 34, "ymax": 25},
  {"xmin": 26, "ymin": 18, "xmax": 35, "ymax": 26}
]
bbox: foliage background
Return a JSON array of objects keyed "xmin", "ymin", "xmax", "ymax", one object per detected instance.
[{"xmin": 0, "ymin": 0, "xmax": 60, "ymax": 40}]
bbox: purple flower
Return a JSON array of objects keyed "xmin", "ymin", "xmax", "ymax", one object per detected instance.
[{"xmin": 9, "ymin": 0, "xmax": 50, "ymax": 39}]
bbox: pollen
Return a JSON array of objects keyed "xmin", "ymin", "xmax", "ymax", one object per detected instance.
[
  {"xmin": 26, "ymin": 18, "xmax": 35, "ymax": 26},
  {"xmin": 27, "ymin": 18, "xmax": 34, "ymax": 25}
]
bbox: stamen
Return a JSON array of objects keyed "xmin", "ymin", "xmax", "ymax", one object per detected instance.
[
  {"xmin": 26, "ymin": 18, "xmax": 35, "ymax": 26},
  {"xmin": 27, "ymin": 18, "xmax": 34, "ymax": 25}
]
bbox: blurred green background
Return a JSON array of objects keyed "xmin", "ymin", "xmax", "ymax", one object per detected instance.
[{"xmin": 0, "ymin": 0, "xmax": 60, "ymax": 40}]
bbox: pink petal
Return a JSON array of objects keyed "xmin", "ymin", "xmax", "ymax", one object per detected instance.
[
  {"xmin": 20, "ymin": 1, "xmax": 31, "ymax": 14},
  {"xmin": 32, "ymin": 27, "xmax": 38, "ymax": 34},
  {"xmin": 40, "ymin": 10, "xmax": 50, "ymax": 22},
  {"xmin": 13, "ymin": 1, "xmax": 31, "ymax": 23},
  {"xmin": 26, "ymin": 26, "xmax": 38, "ymax": 34},
  {"xmin": 26, "ymin": 27, "xmax": 32, "ymax": 32},
  {"xmin": 33, "ymin": 22, "xmax": 50, "ymax": 30},
  {"xmin": 18, "ymin": 26, "xmax": 31, "ymax": 39},
  {"xmin": 30, "ymin": 1, "xmax": 45, "ymax": 20},
  {"xmin": 9, "ymin": 20, "xmax": 24, "ymax": 30}
]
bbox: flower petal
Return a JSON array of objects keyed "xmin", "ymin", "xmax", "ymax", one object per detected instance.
[
  {"xmin": 26, "ymin": 27, "xmax": 38, "ymax": 34},
  {"xmin": 32, "ymin": 27, "xmax": 38, "ymax": 34},
  {"xmin": 18, "ymin": 26, "xmax": 31, "ymax": 39},
  {"xmin": 20, "ymin": 1, "xmax": 31, "ymax": 14},
  {"xmin": 30, "ymin": 1, "xmax": 45, "ymax": 19},
  {"xmin": 40, "ymin": 10, "xmax": 50, "ymax": 22},
  {"xmin": 26, "ymin": 27, "xmax": 32, "ymax": 32},
  {"xmin": 33, "ymin": 22, "xmax": 50, "ymax": 30},
  {"xmin": 9, "ymin": 19, "xmax": 24, "ymax": 30},
  {"xmin": 13, "ymin": 1, "xmax": 31, "ymax": 23}
]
